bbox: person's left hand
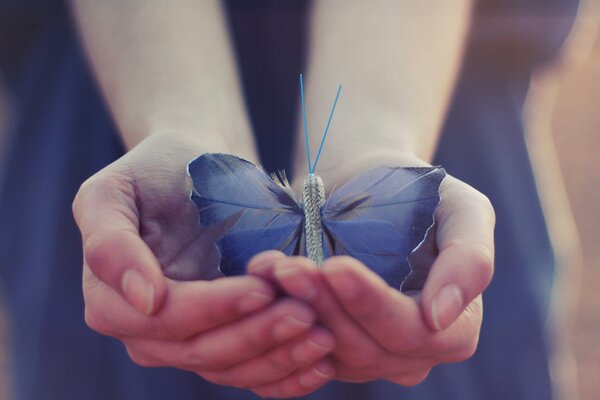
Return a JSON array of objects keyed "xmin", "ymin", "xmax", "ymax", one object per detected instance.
[{"xmin": 247, "ymin": 160, "xmax": 495, "ymax": 386}]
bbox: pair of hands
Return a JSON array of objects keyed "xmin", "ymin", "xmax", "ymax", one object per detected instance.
[{"xmin": 73, "ymin": 134, "xmax": 495, "ymax": 398}]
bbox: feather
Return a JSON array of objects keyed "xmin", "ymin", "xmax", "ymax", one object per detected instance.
[
  {"xmin": 322, "ymin": 218, "xmax": 412, "ymax": 288},
  {"xmin": 321, "ymin": 166, "xmax": 446, "ymax": 289},
  {"xmin": 187, "ymin": 153, "xmax": 304, "ymax": 275}
]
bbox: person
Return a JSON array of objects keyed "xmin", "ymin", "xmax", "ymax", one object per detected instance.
[{"xmin": 0, "ymin": 0, "xmax": 579, "ymax": 399}]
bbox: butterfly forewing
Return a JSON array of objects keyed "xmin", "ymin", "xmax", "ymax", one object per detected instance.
[
  {"xmin": 321, "ymin": 166, "xmax": 446, "ymax": 289},
  {"xmin": 188, "ymin": 153, "xmax": 304, "ymax": 274}
]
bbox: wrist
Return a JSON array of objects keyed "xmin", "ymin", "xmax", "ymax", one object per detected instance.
[{"xmin": 128, "ymin": 127, "xmax": 259, "ymax": 164}]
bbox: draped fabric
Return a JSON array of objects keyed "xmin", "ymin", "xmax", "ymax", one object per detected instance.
[{"xmin": 0, "ymin": 0, "xmax": 579, "ymax": 398}]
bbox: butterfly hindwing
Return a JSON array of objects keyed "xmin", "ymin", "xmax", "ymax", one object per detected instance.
[
  {"xmin": 187, "ymin": 153, "xmax": 304, "ymax": 275},
  {"xmin": 321, "ymin": 166, "xmax": 446, "ymax": 289}
]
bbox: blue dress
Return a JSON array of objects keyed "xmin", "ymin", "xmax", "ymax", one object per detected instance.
[{"xmin": 0, "ymin": 1, "xmax": 579, "ymax": 399}]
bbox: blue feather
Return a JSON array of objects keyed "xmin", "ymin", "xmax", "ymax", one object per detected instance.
[
  {"xmin": 187, "ymin": 153, "xmax": 304, "ymax": 275},
  {"xmin": 322, "ymin": 218, "xmax": 412, "ymax": 288},
  {"xmin": 321, "ymin": 166, "xmax": 446, "ymax": 289},
  {"xmin": 218, "ymin": 224, "xmax": 304, "ymax": 275}
]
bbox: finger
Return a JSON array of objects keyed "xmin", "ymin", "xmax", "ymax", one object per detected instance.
[
  {"xmin": 247, "ymin": 250, "xmax": 288, "ymax": 278},
  {"xmin": 253, "ymin": 257, "xmax": 389, "ymax": 376},
  {"xmin": 250, "ymin": 359, "xmax": 335, "ymax": 399},
  {"xmin": 73, "ymin": 173, "xmax": 166, "ymax": 314},
  {"xmin": 200, "ymin": 326, "xmax": 335, "ymax": 388},
  {"xmin": 123, "ymin": 298, "xmax": 315, "ymax": 370},
  {"xmin": 84, "ymin": 270, "xmax": 275, "ymax": 339},
  {"xmin": 422, "ymin": 177, "xmax": 495, "ymax": 330},
  {"xmin": 387, "ymin": 368, "xmax": 431, "ymax": 387},
  {"xmin": 321, "ymin": 257, "xmax": 429, "ymax": 352},
  {"xmin": 321, "ymin": 257, "xmax": 481, "ymax": 360}
]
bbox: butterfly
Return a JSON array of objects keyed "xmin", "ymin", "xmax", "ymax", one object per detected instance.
[{"xmin": 187, "ymin": 75, "xmax": 446, "ymax": 289}]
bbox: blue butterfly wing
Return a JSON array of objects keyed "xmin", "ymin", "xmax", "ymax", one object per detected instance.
[
  {"xmin": 188, "ymin": 153, "xmax": 304, "ymax": 275},
  {"xmin": 322, "ymin": 166, "xmax": 446, "ymax": 289}
]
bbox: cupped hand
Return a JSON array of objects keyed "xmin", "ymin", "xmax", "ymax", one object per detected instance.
[
  {"xmin": 250, "ymin": 154, "xmax": 495, "ymax": 385},
  {"xmin": 72, "ymin": 134, "xmax": 335, "ymax": 397}
]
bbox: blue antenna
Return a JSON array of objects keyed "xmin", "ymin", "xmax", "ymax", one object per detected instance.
[
  {"xmin": 312, "ymin": 84, "xmax": 342, "ymax": 173},
  {"xmin": 300, "ymin": 74, "xmax": 312, "ymax": 174},
  {"xmin": 299, "ymin": 74, "xmax": 342, "ymax": 174}
]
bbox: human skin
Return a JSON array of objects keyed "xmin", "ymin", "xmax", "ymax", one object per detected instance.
[
  {"xmin": 72, "ymin": 0, "xmax": 336, "ymax": 396},
  {"xmin": 73, "ymin": 134, "xmax": 337, "ymax": 396},
  {"xmin": 71, "ymin": 0, "xmax": 494, "ymax": 398}
]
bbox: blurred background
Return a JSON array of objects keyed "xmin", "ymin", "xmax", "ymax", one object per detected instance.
[{"xmin": 0, "ymin": 3, "xmax": 598, "ymax": 400}]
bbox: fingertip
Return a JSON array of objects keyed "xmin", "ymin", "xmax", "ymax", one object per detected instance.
[
  {"xmin": 236, "ymin": 287, "xmax": 276, "ymax": 314},
  {"xmin": 321, "ymin": 256, "xmax": 389, "ymax": 302},
  {"xmin": 321, "ymin": 255, "xmax": 366, "ymax": 271},
  {"xmin": 121, "ymin": 269, "xmax": 167, "ymax": 316},
  {"xmin": 247, "ymin": 250, "xmax": 287, "ymax": 275},
  {"xmin": 86, "ymin": 230, "xmax": 167, "ymax": 315},
  {"xmin": 421, "ymin": 242, "xmax": 493, "ymax": 331},
  {"xmin": 321, "ymin": 264, "xmax": 360, "ymax": 302},
  {"xmin": 306, "ymin": 327, "xmax": 336, "ymax": 352},
  {"xmin": 273, "ymin": 267, "xmax": 317, "ymax": 302},
  {"xmin": 298, "ymin": 359, "xmax": 335, "ymax": 389},
  {"xmin": 426, "ymin": 283, "xmax": 464, "ymax": 331}
]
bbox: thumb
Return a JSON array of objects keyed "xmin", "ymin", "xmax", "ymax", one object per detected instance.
[
  {"xmin": 421, "ymin": 177, "xmax": 495, "ymax": 331},
  {"xmin": 73, "ymin": 174, "xmax": 167, "ymax": 315}
]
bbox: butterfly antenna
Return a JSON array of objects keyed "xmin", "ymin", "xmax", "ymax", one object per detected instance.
[
  {"xmin": 312, "ymin": 84, "xmax": 342, "ymax": 173},
  {"xmin": 300, "ymin": 74, "xmax": 312, "ymax": 174}
]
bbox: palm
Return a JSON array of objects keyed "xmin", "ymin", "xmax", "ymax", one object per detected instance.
[{"xmin": 109, "ymin": 134, "xmax": 225, "ymax": 281}]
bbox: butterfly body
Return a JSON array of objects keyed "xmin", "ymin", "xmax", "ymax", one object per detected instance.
[
  {"xmin": 302, "ymin": 174, "xmax": 326, "ymax": 265},
  {"xmin": 187, "ymin": 153, "xmax": 445, "ymax": 289}
]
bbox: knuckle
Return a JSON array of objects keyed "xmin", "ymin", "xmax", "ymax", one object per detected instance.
[
  {"xmin": 84, "ymin": 308, "xmax": 112, "ymax": 336},
  {"xmin": 463, "ymin": 184, "xmax": 493, "ymax": 213},
  {"xmin": 469, "ymin": 244, "xmax": 495, "ymax": 289},
  {"xmin": 395, "ymin": 369, "xmax": 431, "ymax": 387},
  {"xmin": 125, "ymin": 346, "xmax": 156, "ymax": 367},
  {"xmin": 276, "ymin": 379, "xmax": 305, "ymax": 399},
  {"xmin": 243, "ymin": 324, "xmax": 272, "ymax": 351},
  {"xmin": 74, "ymin": 172, "xmax": 135, "ymax": 223},
  {"xmin": 387, "ymin": 334, "xmax": 423, "ymax": 355},
  {"xmin": 250, "ymin": 388, "xmax": 271, "ymax": 399},
  {"xmin": 451, "ymin": 337, "xmax": 479, "ymax": 362},
  {"xmin": 186, "ymin": 348, "xmax": 212, "ymax": 371},
  {"xmin": 83, "ymin": 232, "xmax": 110, "ymax": 272},
  {"xmin": 148, "ymin": 316, "xmax": 179, "ymax": 340},
  {"xmin": 72, "ymin": 176, "xmax": 96, "ymax": 218},
  {"xmin": 269, "ymin": 347, "xmax": 295, "ymax": 371},
  {"xmin": 203, "ymin": 370, "xmax": 247, "ymax": 389},
  {"xmin": 343, "ymin": 349, "xmax": 376, "ymax": 371},
  {"xmin": 478, "ymin": 192, "xmax": 496, "ymax": 222}
]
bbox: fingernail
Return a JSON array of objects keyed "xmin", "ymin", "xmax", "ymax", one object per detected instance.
[
  {"xmin": 248, "ymin": 252, "xmax": 283, "ymax": 275},
  {"xmin": 273, "ymin": 268, "xmax": 316, "ymax": 301},
  {"xmin": 249, "ymin": 263, "xmax": 271, "ymax": 275},
  {"xmin": 299, "ymin": 362, "xmax": 333, "ymax": 388},
  {"xmin": 273, "ymin": 311, "xmax": 314, "ymax": 340},
  {"xmin": 237, "ymin": 290, "xmax": 273, "ymax": 313},
  {"xmin": 121, "ymin": 269, "xmax": 155, "ymax": 315},
  {"xmin": 291, "ymin": 330, "xmax": 335, "ymax": 363},
  {"xmin": 306, "ymin": 330, "xmax": 335, "ymax": 350},
  {"xmin": 431, "ymin": 284, "xmax": 464, "ymax": 330}
]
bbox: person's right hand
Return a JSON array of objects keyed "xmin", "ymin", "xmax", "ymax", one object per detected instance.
[{"xmin": 72, "ymin": 133, "xmax": 335, "ymax": 398}]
